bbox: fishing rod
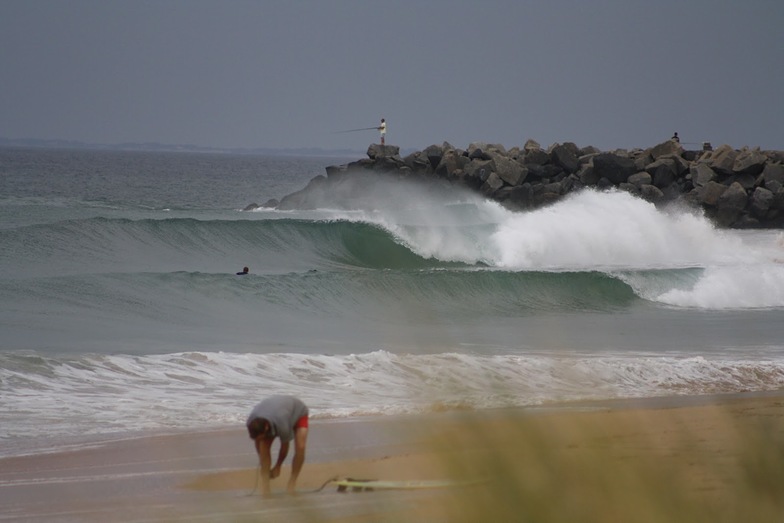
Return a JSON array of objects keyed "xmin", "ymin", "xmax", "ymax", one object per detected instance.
[{"xmin": 334, "ymin": 126, "xmax": 378, "ymax": 134}]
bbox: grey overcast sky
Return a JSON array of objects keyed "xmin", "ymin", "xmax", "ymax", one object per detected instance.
[{"xmin": 1, "ymin": 0, "xmax": 782, "ymax": 152}]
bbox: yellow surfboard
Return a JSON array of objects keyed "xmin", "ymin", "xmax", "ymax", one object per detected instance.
[{"xmin": 332, "ymin": 478, "xmax": 472, "ymax": 492}]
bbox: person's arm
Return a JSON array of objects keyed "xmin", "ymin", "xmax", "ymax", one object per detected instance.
[
  {"xmin": 256, "ymin": 437, "xmax": 273, "ymax": 495},
  {"xmin": 271, "ymin": 440, "xmax": 289, "ymax": 479}
]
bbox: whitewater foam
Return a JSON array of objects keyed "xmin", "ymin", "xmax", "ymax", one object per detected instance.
[{"xmin": 2, "ymin": 349, "xmax": 783, "ymax": 455}]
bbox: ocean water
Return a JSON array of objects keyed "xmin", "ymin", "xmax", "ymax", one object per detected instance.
[{"xmin": 2, "ymin": 147, "xmax": 784, "ymax": 456}]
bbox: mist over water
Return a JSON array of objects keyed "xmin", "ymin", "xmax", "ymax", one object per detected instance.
[{"xmin": 1, "ymin": 149, "xmax": 783, "ymax": 454}]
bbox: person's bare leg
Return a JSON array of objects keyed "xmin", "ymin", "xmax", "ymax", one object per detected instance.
[
  {"xmin": 256, "ymin": 437, "xmax": 273, "ymax": 496},
  {"xmin": 287, "ymin": 427, "xmax": 308, "ymax": 493}
]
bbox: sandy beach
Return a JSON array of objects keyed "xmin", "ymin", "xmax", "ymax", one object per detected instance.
[{"xmin": 1, "ymin": 392, "xmax": 782, "ymax": 522}]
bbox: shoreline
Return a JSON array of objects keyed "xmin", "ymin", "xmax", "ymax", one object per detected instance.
[
  {"xmin": 4, "ymin": 388, "xmax": 783, "ymax": 461},
  {"xmin": 1, "ymin": 391, "xmax": 782, "ymax": 522}
]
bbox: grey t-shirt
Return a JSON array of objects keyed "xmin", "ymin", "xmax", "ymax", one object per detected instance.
[{"xmin": 246, "ymin": 396, "xmax": 309, "ymax": 443}]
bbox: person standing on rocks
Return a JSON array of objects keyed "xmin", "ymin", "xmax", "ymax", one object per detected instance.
[
  {"xmin": 378, "ymin": 118, "xmax": 387, "ymax": 145},
  {"xmin": 671, "ymin": 132, "xmax": 680, "ymax": 143}
]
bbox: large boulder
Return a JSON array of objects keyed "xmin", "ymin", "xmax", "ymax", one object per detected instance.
[
  {"xmin": 577, "ymin": 164, "xmax": 598, "ymax": 185},
  {"xmin": 549, "ymin": 143, "xmax": 580, "ymax": 174},
  {"xmin": 592, "ymin": 153, "xmax": 636, "ymax": 184},
  {"xmin": 648, "ymin": 140, "xmax": 684, "ymax": 161},
  {"xmin": 367, "ymin": 143, "xmax": 400, "ymax": 159},
  {"xmin": 715, "ymin": 182, "xmax": 748, "ymax": 226},
  {"xmin": 277, "ymin": 175, "xmax": 327, "ymax": 210},
  {"xmin": 403, "ymin": 150, "xmax": 430, "ymax": 173},
  {"xmin": 762, "ymin": 163, "xmax": 784, "ymax": 190},
  {"xmin": 423, "ymin": 144, "xmax": 444, "ymax": 169},
  {"xmin": 695, "ymin": 181, "xmax": 727, "ymax": 206},
  {"xmin": 690, "ymin": 163, "xmax": 717, "ymax": 187},
  {"xmin": 523, "ymin": 139, "xmax": 541, "ymax": 151},
  {"xmin": 434, "ymin": 149, "xmax": 468, "ymax": 178},
  {"xmin": 733, "ymin": 148, "xmax": 767, "ymax": 176},
  {"xmin": 640, "ymin": 184, "xmax": 665, "ymax": 203},
  {"xmin": 702, "ymin": 144, "xmax": 737, "ymax": 176},
  {"xmin": 628, "ymin": 172, "xmax": 652, "ymax": 188},
  {"xmin": 464, "ymin": 159, "xmax": 493, "ymax": 182},
  {"xmin": 523, "ymin": 147, "xmax": 550, "ymax": 166},
  {"xmin": 481, "ymin": 172, "xmax": 504, "ymax": 196},
  {"xmin": 750, "ymin": 187, "xmax": 775, "ymax": 219},
  {"xmin": 504, "ymin": 183, "xmax": 535, "ymax": 207},
  {"xmin": 645, "ymin": 158, "xmax": 678, "ymax": 188},
  {"xmin": 489, "ymin": 152, "xmax": 526, "ymax": 186}
]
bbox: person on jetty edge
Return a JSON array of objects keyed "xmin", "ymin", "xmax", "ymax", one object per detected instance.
[
  {"xmin": 246, "ymin": 395, "xmax": 309, "ymax": 495},
  {"xmin": 378, "ymin": 118, "xmax": 386, "ymax": 145}
]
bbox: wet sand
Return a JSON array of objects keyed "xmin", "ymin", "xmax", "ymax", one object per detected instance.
[{"xmin": 1, "ymin": 392, "xmax": 782, "ymax": 522}]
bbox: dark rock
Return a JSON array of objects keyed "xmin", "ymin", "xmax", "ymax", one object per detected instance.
[
  {"xmin": 424, "ymin": 144, "xmax": 444, "ymax": 169},
  {"xmin": 775, "ymin": 188, "xmax": 784, "ymax": 211},
  {"xmin": 592, "ymin": 153, "xmax": 636, "ymax": 185},
  {"xmin": 662, "ymin": 154, "xmax": 690, "ymax": 176},
  {"xmin": 648, "ymin": 140, "xmax": 684, "ymax": 161},
  {"xmin": 550, "ymin": 143, "xmax": 580, "ymax": 174},
  {"xmin": 628, "ymin": 172, "xmax": 652, "ymax": 188},
  {"xmin": 715, "ymin": 182, "xmax": 748, "ymax": 226},
  {"xmin": 682, "ymin": 150, "xmax": 702, "ymax": 162},
  {"xmin": 750, "ymin": 187, "xmax": 775, "ymax": 219},
  {"xmin": 634, "ymin": 153, "xmax": 653, "ymax": 172},
  {"xmin": 465, "ymin": 159, "xmax": 493, "ymax": 182},
  {"xmin": 762, "ymin": 163, "xmax": 784, "ymax": 188},
  {"xmin": 468, "ymin": 148, "xmax": 491, "ymax": 161},
  {"xmin": 640, "ymin": 184, "xmax": 665, "ymax": 203},
  {"xmin": 273, "ymin": 140, "xmax": 782, "ymax": 228},
  {"xmin": 523, "ymin": 139, "xmax": 541, "ymax": 151},
  {"xmin": 646, "ymin": 158, "xmax": 678, "ymax": 188},
  {"xmin": 403, "ymin": 151, "xmax": 430, "ymax": 173},
  {"xmin": 730, "ymin": 173, "xmax": 757, "ymax": 191},
  {"xmin": 434, "ymin": 149, "xmax": 468, "ymax": 178},
  {"xmin": 733, "ymin": 148, "xmax": 767, "ymax": 176},
  {"xmin": 579, "ymin": 145, "xmax": 601, "ymax": 156},
  {"xmin": 242, "ymin": 203, "xmax": 260, "ymax": 211},
  {"xmin": 702, "ymin": 144, "xmax": 737, "ymax": 176},
  {"xmin": 596, "ymin": 177, "xmax": 614, "ymax": 189},
  {"xmin": 533, "ymin": 191, "xmax": 562, "ymax": 207},
  {"xmin": 619, "ymin": 182, "xmax": 640, "ymax": 196},
  {"xmin": 367, "ymin": 143, "xmax": 400, "ymax": 159},
  {"xmin": 489, "ymin": 152, "xmax": 526, "ymax": 186},
  {"xmin": 523, "ymin": 148, "xmax": 550, "ymax": 166},
  {"xmin": 325, "ymin": 164, "xmax": 347, "ymax": 177},
  {"xmin": 690, "ymin": 163, "xmax": 716, "ymax": 187},
  {"xmin": 578, "ymin": 164, "xmax": 599, "ymax": 185},
  {"xmin": 695, "ymin": 181, "xmax": 727, "ymax": 206},
  {"xmin": 506, "ymin": 183, "xmax": 534, "ymax": 207},
  {"xmin": 277, "ymin": 175, "xmax": 328, "ymax": 210},
  {"xmin": 481, "ymin": 172, "xmax": 504, "ymax": 196}
]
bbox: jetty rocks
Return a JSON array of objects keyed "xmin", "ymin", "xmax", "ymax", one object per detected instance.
[{"xmin": 263, "ymin": 140, "xmax": 784, "ymax": 228}]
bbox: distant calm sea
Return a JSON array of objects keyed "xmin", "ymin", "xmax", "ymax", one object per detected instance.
[{"xmin": 2, "ymin": 147, "xmax": 783, "ymax": 457}]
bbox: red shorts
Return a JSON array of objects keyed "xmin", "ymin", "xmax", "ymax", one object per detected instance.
[{"xmin": 294, "ymin": 415, "xmax": 309, "ymax": 430}]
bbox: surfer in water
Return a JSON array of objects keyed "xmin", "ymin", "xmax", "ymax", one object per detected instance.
[
  {"xmin": 247, "ymin": 395, "xmax": 309, "ymax": 495},
  {"xmin": 236, "ymin": 266, "xmax": 249, "ymax": 275}
]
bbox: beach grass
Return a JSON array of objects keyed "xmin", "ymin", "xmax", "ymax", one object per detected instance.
[
  {"xmin": 425, "ymin": 398, "xmax": 784, "ymax": 523},
  {"xmin": 179, "ymin": 395, "xmax": 784, "ymax": 522}
]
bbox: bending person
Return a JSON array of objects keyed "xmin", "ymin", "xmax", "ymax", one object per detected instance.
[{"xmin": 246, "ymin": 395, "xmax": 309, "ymax": 495}]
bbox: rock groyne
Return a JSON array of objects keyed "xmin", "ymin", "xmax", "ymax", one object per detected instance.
[{"xmin": 261, "ymin": 140, "xmax": 784, "ymax": 228}]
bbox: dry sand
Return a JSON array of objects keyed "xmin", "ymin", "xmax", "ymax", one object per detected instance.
[{"xmin": 1, "ymin": 392, "xmax": 782, "ymax": 522}]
